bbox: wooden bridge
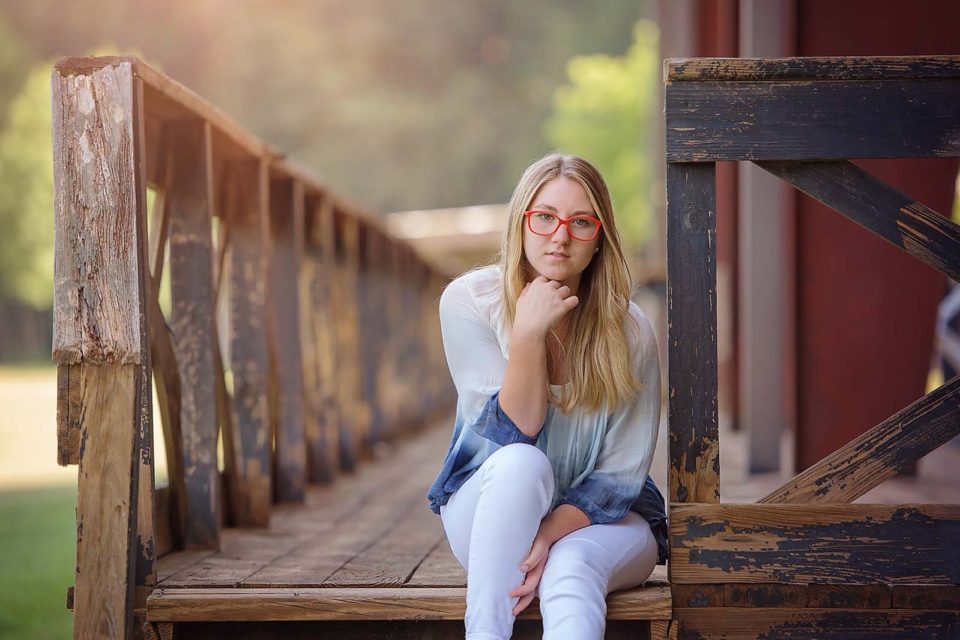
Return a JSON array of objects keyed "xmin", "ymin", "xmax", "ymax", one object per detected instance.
[{"xmin": 53, "ymin": 56, "xmax": 959, "ymax": 639}]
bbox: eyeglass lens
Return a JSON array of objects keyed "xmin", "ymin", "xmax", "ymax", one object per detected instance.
[{"xmin": 529, "ymin": 212, "xmax": 598, "ymax": 240}]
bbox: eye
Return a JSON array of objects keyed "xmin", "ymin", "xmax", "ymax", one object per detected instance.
[
  {"xmin": 571, "ymin": 217, "xmax": 593, "ymax": 228},
  {"xmin": 535, "ymin": 212, "xmax": 556, "ymax": 222}
]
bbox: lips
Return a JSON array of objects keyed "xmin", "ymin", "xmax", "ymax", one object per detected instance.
[{"xmin": 546, "ymin": 252, "xmax": 570, "ymax": 258}]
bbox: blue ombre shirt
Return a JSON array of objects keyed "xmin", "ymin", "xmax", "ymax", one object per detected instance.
[{"xmin": 426, "ymin": 266, "xmax": 668, "ymax": 564}]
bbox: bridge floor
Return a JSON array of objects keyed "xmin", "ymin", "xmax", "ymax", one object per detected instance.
[{"xmin": 147, "ymin": 417, "xmax": 670, "ymax": 630}]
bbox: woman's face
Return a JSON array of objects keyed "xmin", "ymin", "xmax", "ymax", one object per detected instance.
[{"xmin": 522, "ymin": 176, "xmax": 601, "ymax": 290}]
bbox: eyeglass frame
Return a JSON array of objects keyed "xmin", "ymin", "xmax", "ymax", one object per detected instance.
[{"xmin": 523, "ymin": 209, "xmax": 603, "ymax": 241}]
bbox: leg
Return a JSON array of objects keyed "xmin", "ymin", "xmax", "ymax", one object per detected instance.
[
  {"xmin": 440, "ymin": 443, "xmax": 555, "ymax": 640},
  {"xmin": 538, "ymin": 511, "xmax": 659, "ymax": 640}
]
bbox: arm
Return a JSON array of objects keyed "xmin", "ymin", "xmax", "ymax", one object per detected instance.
[{"xmin": 498, "ymin": 277, "xmax": 579, "ymax": 438}]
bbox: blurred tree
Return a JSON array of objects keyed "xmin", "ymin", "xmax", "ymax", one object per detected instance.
[
  {"xmin": 545, "ymin": 20, "xmax": 659, "ymax": 252},
  {"xmin": 0, "ymin": 61, "xmax": 54, "ymax": 309},
  {"xmin": 0, "ymin": 12, "xmax": 31, "ymax": 128}
]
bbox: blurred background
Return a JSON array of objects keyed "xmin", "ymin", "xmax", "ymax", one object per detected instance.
[{"xmin": 1, "ymin": 1, "xmax": 958, "ymax": 638}]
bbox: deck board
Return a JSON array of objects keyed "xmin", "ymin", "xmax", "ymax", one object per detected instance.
[{"xmin": 152, "ymin": 419, "xmax": 672, "ymax": 621}]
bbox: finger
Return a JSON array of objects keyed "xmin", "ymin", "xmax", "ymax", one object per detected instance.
[
  {"xmin": 510, "ymin": 578, "xmax": 535, "ymax": 598},
  {"xmin": 513, "ymin": 592, "xmax": 536, "ymax": 616},
  {"xmin": 563, "ymin": 295, "xmax": 579, "ymax": 310},
  {"xmin": 556, "ymin": 285, "xmax": 571, "ymax": 297}
]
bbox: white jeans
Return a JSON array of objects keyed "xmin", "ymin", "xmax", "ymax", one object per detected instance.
[{"xmin": 439, "ymin": 443, "xmax": 659, "ymax": 640}]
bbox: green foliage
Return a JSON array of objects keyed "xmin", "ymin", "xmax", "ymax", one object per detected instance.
[
  {"xmin": 545, "ymin": 20, "xmax": 660, "ymax": 252},
  {"xmin": 0, "ymin": 61, "xmax": 54, "ymax": 309}
]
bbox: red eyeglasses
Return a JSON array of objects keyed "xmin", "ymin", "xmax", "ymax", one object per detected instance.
[{"xmin": 524, "ymin": 210, "xmax": 602, "ymax": 241}]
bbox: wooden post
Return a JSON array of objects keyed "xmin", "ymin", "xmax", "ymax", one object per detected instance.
[
  {"xmin": 53, "ymin": 59, "xmax": 152, "ymax": 640},
  {"xmin": 666, "ymin": 162, "xmax": 720, "ymax": 506},
  {"xmin": 167, "ymin": 120, "xmax": 221, "ymax": 547},
  {"xmin": 268, "ymin": 177, "xmax": 307, "ymax": 502},
  {"xmin": 224, "ymin": 158, "xmax": 272, "ymax": 527}
]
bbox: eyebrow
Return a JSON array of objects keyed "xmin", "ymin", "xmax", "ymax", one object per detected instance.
[{"xmin": 532, "ymin": 203, "xmax": 598, "ymax": 217}]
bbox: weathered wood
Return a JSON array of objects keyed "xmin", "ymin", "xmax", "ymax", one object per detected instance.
[
  {"xmin": 723, "ymin": 584, "xmax": 807, "ymax": 608},
  {"xmin": 72, "ymin": 364, "xmax": 143, "ymax": 640},
  {"xmin": 147, "ymin": 586, "xmax": 672, "ymax": 622},
  {"xmin": 167, "ymin": 119, "xmax": 221, "ymax": 548},
  {"xmin": 806, "ymin": 584, "xmax": 892, "ymax": 609},
  {"xmin": 225, "ymin": 158, "xmax": 273, "ymax": 527},
  {"xmin": 52, "ymin": 60, "xmax": 142, "ymax": 364},
  {"xmin": 665, "ymin": 80, "xmax": 960, "ymax": 162},
  {"xmin": 57, "ymin": 364, "xmax": 82, "ymax": 465},
  {"xmin": 666, "ymin": 55, "xmax": 960, "ymax": 82},
  {"xmin": 761, "ymin": 375, "xmax": 960, "ymax": 503},
  {"xmin": 405, "ymin": 540, "xmax": 465, "ymax": 587},
  {"xmin": 757, "ymin": 160, "xmax": 960, "ymax": 282},
  {"xmin": 267, "ymin": 178, "xmax": 307, "ymax": 503},
  {"xmin": 672, "ymin": 585, "xmax": 724, "ymax": 608},
  {"xmin": 333, "ymin": 211, "xmax": 364, "ymax": 469},
  {"xmin": 892, "ymin": 585, "xmax": 960, "ymax": 609},
  {"xmin": 674, "ymin": 607, "xmax": 958, "ymax": 639},
  {"xmin": 666, "ymin": 162, "xmax": 720, "ymax": 504},
  {"xmin": 670, "ymin": 504, "xmax": 960, "ymax": 585}
]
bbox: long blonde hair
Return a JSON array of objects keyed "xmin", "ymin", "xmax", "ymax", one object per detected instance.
[{"xmin": 499, "ymin": 153, "xmax": 641, "ymax": 413}]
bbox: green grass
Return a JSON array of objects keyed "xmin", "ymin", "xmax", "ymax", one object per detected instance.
[{"xmin": 0, "ymin": 485, "xmax": 75, "ymax": 640}]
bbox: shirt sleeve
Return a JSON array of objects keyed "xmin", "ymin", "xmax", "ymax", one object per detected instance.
[
  {"xmin": 557, "ymin": 306, "xmax": 661, "ymax": 524},
  {"xmin": 439, "ymin": 276, "xmax": 538, "ymax": 446}
]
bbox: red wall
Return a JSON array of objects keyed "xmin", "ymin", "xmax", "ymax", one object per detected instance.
[{"xmin": 794, "ymin": 0, "xmax": 960, "ymax": 470}]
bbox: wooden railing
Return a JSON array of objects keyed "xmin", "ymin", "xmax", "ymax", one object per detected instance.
[
  {"xmin": 665, "ymin": 56, "xmax": 960, "ymax": 639},
  {"xmin": 52, "ymin": 56, "xmax": 454, "ymax": 638}
]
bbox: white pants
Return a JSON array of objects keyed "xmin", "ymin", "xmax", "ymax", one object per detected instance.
[{"xmin": 440, "ymin": 443, "xmax": 658, "ymax": 640}]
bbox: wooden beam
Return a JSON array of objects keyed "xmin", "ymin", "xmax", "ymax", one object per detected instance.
[
  {"xmin": 666, "ymin": 163, "xmax": 720, "ymax": 504},
  {"xmin": 665, "ymin": 79, "xmax": 960, "ymax": 162},
  {"xmin": 675, "ymin": 607, "xmax": 958, "ymax": 639},
  {"xmin": 56, "ymin": 364, "xmax": 82, "ymax": 465},
  {"xmin": 756, "ymin": 160, "xmax": 960, "ymax": 282},
  {"xmin": 52, "ymin": 60, "xmax": 142, "ymax": 365},
  {"xmin": 723, "ymin": 584, "xmax": 807, "ymax": 608},
  {"xmin": 146, "ymin": 586, "xmax": 672, "ymax": 622},
  {"xmin": 670, "ymin": 503, "xmax": 960, "ymax": 585},
  {"xmin": 760, "ymin": 375, "xmax": 960, "ymax": 504},
  {"xmin": 268, "ymin": 178, "xmax": 307, "ymax": 503},
  {"xmin": 225, "ymin": 158, "xmax": 272, "ymax": 527},
  {"xmin": 665, "ymin": 55, "xmax": 960, "ymax": 83},
  {"xmin": 167, "ymin": 119, "xmax": 221, "ymax": 548}
]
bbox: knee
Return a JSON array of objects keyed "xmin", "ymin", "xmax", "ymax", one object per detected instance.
[
  {"xmin": 484, "ymin": 443, "xmax": 553, "ymax": 485},
  {"xmin": 540, "ymin": 541, "xmax": 606, "ymax": 597}
]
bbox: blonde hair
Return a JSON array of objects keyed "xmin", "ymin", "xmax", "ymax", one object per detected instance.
[{"xmin": 499, "ymin": 153, "xmax": 641, "ymax": 413}]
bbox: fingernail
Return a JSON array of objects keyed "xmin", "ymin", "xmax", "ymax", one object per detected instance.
[{"xmin": 521, "ymin": 565, "xmax": 528, "ymax": 571}]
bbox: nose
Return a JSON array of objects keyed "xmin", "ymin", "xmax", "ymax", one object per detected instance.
[{"xmin": 552, "ymin": 220, "xmax": 571, "ymax": 241}]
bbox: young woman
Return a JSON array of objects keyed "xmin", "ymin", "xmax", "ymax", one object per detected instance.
[{"xmin": 426, "ymin": 153, "xmax": 667, "ymax": 640}]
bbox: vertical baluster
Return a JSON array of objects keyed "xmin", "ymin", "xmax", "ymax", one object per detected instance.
[
  {"xmin": 224, "ymin": 157, "xmax": 272, "ymax": 526},
  {"xmin": 167, "ymin": 120, "xmax": 220, "ymax": 546},
  {"xmin": 268, "ymin": 178, "xmax": 307, "ymax": 502}
]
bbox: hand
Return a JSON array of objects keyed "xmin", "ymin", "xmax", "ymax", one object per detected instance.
[
  {"xmin": 509, "ymin": 534, "xmax": 551, "ymax": 616},
  {"xmin": 514, "ymin": 276, "xmax": 578, "ymax": 340}
]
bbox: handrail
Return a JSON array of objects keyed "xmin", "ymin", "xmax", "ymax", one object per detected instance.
[{"xmin": 52, "ymin": 56, "xmax": 455, "ymax": 639}]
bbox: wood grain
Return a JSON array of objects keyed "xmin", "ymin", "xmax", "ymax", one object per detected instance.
[
  {"xmin": 761, "ymin": 374, "xmax": 960, "ymax": 504},
  {"xmin": 666, "ymin": 163, "xmax": 720, "ymax": 504},
  {"xmin": 665, "ymin": 79, "xmax": 960, "ymax": 162},
  {"xmin": 670, "ymin": 503, "xmax": 960, "ymax": 585},
  {"xmin": 52, "ymin": 60, "xmax": 142, "ymax": 364},
  {"xmin": 666, "ymin": 55, "xmax": 960, "ymax": 82},
  {"xmin": 756, "ymin": 160, "xmax": 960, "ymax": 282}
]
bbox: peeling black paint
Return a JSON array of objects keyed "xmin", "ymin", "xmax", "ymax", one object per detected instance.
[{"xmin": 755, "ymin": 610, "xmax": 959, "ymax": 639}]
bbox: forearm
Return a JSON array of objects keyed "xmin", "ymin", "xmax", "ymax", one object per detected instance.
[
  {"xmin": 539, "ymin": 503, "xmax": 591, "ymax": 545},
  {"xmin": 498, "ymin": 327, "xmax": 549, "ymax": 438}
]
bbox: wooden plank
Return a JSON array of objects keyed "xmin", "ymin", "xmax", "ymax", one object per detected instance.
[
  {"xmin": 893, "ymin": 585, "xmax": 960, "ymax": 609},
  {"xmin": 724, "ymin": 584, "xmax": 807, "ymax": 608},
  {"xmin": 268, "ymin": 178, "xmax": 307, "ymax": 503},
  {"xmin": 675, "ymin": 607, "xmax": 958, "ymax": 639},
  {"xmin": 672, "ymin": 584, "xmax": 724, "ymax": 608},
  {"xmin": 666, "ymin": 163, "xmax": 720, "ymax": 503},
  {"xmin": 323, "ymin": 498, "xmax": 443, "ymax": 587},
  {"xmin": 52, "ymin": 60, "xmax": 142, "ymax": 364},
  {"xmin": 757, "ymin": 160, "xmax": 960, "ymax": 282},
  {"xmin": 73, "ymin": 364, "xmax": 143, "ymax": 640},
  {"xmin": 333, "ymin": 211, "xmax": 364, "ymax": 469},
  {"xmin": 167, "ymin": 119, "xmax": 221, "ymax": 548},
  {"xmin": 225, "ymin": 158, "xmax": 273, "ymax": 527},
  {"xmin": 670, "ymin": 504, "xmax": 960, "ymax": 585},
  {"xmin": 760, "ymin": 375, "xmax": 960, "ymax": 503},
  {"xmin": 806, "ymin": 584, "xmax": 891, "ymax": 609},
  {"xmin": 56, "ymin": 364, "xmax": 82, "ymax": 465},
  {"xmin": 665, "ymin": 79, "xmax": 960, "ymax": 162},
  {"xmin": 147, "ymin": 586, "xmax": 672, "ymax": 622},
  {"xmin": 405, "ymin": 540, "xmax": 465, "ymax": 587},
  {"xmin": 665, "ymin": 55, "xmax": 960, "ymax": 82}
]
